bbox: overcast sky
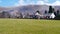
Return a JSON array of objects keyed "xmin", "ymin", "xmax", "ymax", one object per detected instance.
[{"xmin": 0, "ymin": 0, "xmax": 60, "ymax": 7}]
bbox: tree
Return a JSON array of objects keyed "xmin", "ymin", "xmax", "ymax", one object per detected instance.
[
  {"xmin": 52, "ymin": 8, "xmax": 55, "ymax": 13},
  {"xmin": 19, "ymin": 12, "xmax": 23, "ymax": 18},
  {"xmin": 36, "ymin": 10, "xmax": 40, "ymax": 14},
  {"xmin": 55, "ymin": 10, "xmax": 60, "ymax": 20},
  {"xmin": 2, "ymin": 11, "xmax": 6, "ymax": 18},
  {"xmin": 45, "ymin": 10, "xmax": 47, "ymax": 14},
  {"xmin": 35, "ymin": 10, "xmax": 40, "ymax": 19},
  {"xmin": 57, "ymin": 10, "xmax": 59, "ymax": 15},
  {"xmin": 48, "ymin": 6, "xmax": 53, "ymax": 13},
  {"xmin": 25, "ymin": 12, "xmax": 30, "ymax": 18},
  {"xmin": 54, "ymin": 12, "xmax": 57, "ymax": 16}
]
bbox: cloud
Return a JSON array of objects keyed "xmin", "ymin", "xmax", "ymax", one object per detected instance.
[
  {"xmin": 45, "ymin": 1, "xmax": 60, "ymax": 6},
  {"xmin": 36, "ymin": 1, "xmax": 45, "ymax": 5},
  {"xmin": 14, "ymin": 0, "xmax": 60, "ymax": 6},
  {"xmin": 52, "ymin": 1, "xmax": 60, "ymax": 6},
  {"xmin": 37, "ymin": 0, "xmax": 60, "ymax": 6},
  {"xmin": 14, "ymin": 0, "xmax": 46, "ymax": 6},
  {"xmin": 14, "ymin": 0, "xmax": 24, "ymax": 6}
]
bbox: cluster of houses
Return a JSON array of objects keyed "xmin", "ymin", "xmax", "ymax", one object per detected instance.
[
  {"xmin": 0, "ymin": 10, "xmax": 56, "ymax": 19},
  {"xmin": 0, "ymin": 6, "xmax": 60, "ymax": 19}
]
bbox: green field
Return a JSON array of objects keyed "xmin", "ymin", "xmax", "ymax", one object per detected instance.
[{"xmin": 0, "ymin": 19, "xmax": 60, "ymax": 34}]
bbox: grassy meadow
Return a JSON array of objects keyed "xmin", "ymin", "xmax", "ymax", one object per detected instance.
[{"xmin": 0, "ymin": 19, "xmax": 60, "ymax": 34}]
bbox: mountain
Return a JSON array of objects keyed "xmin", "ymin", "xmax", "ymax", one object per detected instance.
[
  {"xmin": 12, "ymin": 5, "xmax": 49, "ymax": 15},
  {"xmin": 0, "ymin": 5, "xmax": 60, "ymax": 15}
]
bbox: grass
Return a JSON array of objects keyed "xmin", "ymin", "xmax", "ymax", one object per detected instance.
[{"xmin": 0, "ymin": 19, "xmax": 60, "ymax": 34}]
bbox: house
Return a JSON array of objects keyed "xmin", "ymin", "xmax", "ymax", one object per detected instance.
[
  {"xmin": 43, "ymin": 13, "xmax": 55, "ymax": 19},
  {"xmin": 34, "ymin": 11, "xmax": 55, "ymax": 19},
  {"xmin": 34, "ymin": 11, "xmax": 41, "ymax": 19},
  {"xmin": 50, "ymin": 13, "xmax": 55, "ymax": 19}
]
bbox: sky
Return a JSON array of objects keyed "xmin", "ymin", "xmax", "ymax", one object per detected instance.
[{"xmin": 0, "ymin": 0, "xmax": 60, "ymax": 7}]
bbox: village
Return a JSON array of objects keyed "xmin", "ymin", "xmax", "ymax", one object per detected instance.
[{"xmin": 0, "ymin": 6, "xmax": 60, "ymax": 19}]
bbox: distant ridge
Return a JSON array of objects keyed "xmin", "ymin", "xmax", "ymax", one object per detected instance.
[{"xmin": 0, "ymin": 5, "xmax": 60, "ymax": 14}]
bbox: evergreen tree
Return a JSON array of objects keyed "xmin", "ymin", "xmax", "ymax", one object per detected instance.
[
  {"xmin": 48, "ymin": 6, "xmax": 53, "ymax": 13},
  {"xmin": 52, "ymin": 8, "xmax": 55, "ymax": 13},
  {"xmin": 57, "ymin": 10, "xmax": 59, "ymax": 15},
  {"xmin": 45, "ymin": 10, "xmax": 47, "ymax": 14},
  {"xmin": 36, "ymin": 10, "xmax": 40, "ymax": 14},
  {"xmin": 54, "ymin": 12, "xmax": 57, "ymax": 16}
]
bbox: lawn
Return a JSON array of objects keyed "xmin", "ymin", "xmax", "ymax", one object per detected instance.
[{"xmin": 0, "ymin": 19, "xmax": 60, "ymax": 34}]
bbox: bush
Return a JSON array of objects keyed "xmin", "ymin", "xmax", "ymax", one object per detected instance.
[{"xmin": 54, "ymin": 15, "xmax": 60, "ymax": 20}]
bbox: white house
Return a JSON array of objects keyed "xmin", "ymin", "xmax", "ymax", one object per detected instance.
[
  {"xmin": 50, "ymin": 13, "xmax": 55, "ymax": 19},
  {"xmin": 35, "ymin": 12, "xmax": 44, "ymax": 19},
  {"xmin": 43, "ymin": 13, "xmax": 55, "ymax": 19},
  {"xmin": 35, "ymin": 12, "xmax": 55, "ymax": 19}
]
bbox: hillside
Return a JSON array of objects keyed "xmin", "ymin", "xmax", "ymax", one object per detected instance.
[{"xmin": 0, "ymin": 5, "xmax": 60, "ymax": 15}]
